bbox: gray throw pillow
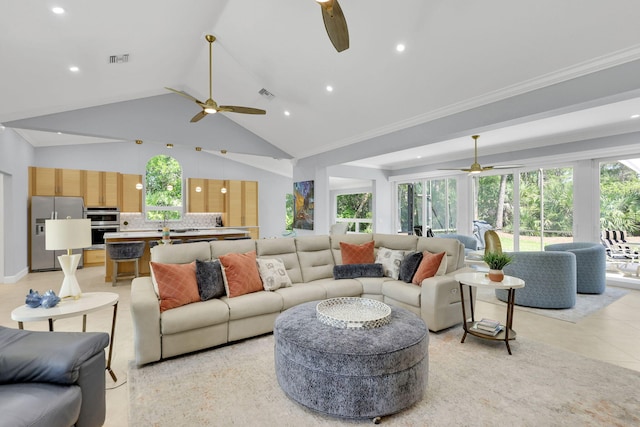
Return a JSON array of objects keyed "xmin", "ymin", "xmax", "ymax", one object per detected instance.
[
  {"xmin": 196, "ymin": 259, "xmax": 226, "ymax": 300},
  {"xmin": 333, "ymin": 263, "xmax": 384, "ymax": 279},
  {"xmin": 399, "ymin": 251, "xmax": 423, "ymax": 283}
]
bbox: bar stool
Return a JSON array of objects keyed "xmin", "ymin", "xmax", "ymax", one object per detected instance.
[{"xmin": 106, "ymin": 241, "xmax": 146, "ymax": 286}]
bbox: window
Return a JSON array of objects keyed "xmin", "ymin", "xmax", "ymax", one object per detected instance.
[
  {"xmin": 285, "ymin": 193, "xmax": 294, "ymax": 231},
  {"xmin": 336, "ymin": 192, "xmax": 372, "ymax": 233},
  {"xmin": 396, "ymin": 178, "xmax": 457, "ymax": 235},
  {"xmin": 600, "ymin": 160, "xmax": 640, "ymax": 241},
  {"xmin": 474, "ymin": 167, "xmax": 572, "ymax": 251},
  {"xmin": 145, "ymin": 155, "xmax": 183, "ymax": 221}
]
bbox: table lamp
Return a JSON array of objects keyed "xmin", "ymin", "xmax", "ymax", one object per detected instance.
[{"xmin": 45, "ymin": 218, "xmax": 92, "ymax": 299}]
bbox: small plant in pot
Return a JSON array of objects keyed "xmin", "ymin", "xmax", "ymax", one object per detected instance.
[{"xmin": 483, "ymin": 252, "xmax": 513, "ymax": 282}]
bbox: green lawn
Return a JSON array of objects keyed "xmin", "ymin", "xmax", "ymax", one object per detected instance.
[{"xmin": 496, "ymin": 232, "xmax": 573, "ymax": 252}]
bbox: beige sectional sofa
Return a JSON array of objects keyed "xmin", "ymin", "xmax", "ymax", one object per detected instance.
[{"xmin": 130, "ymin": 233, "xmax": 473, "ymax": 365}]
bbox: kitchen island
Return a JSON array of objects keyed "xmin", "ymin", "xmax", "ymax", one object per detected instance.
[{"xmin": 103, "ymin": 228, "xmax": 250, "ymax": 282}]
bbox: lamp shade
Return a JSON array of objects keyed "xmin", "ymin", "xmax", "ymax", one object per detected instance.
[{"xmin": 45, "ymin": 219, "xmax": 92, "ymax": 250}]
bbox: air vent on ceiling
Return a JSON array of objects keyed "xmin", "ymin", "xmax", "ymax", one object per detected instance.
[
  {"xmin": 259, "ymin": 88, "xmax": 275, "ymax": 100},
  {"xmin": 109, "ymin": 54, "xmax": 130, "ymax": 64}
]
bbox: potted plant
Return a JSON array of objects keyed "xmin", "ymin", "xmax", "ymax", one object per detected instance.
[{"xmin": 483, "ymin": 252, "xmax": 513, "ymax": 282}]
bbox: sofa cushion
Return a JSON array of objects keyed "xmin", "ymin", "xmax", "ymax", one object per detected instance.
[
  {"xmin": 399, "ymin": 251, "xmax": 423, "ymax": 283},
  {"xmin": 195, "ymin": 259, "xmax": 226, "ymax": 300},
  {"xmin": 218, "ymin": 251, "xmax": 263, "ymax": 298},
  {"xmin": 150, "ymin": 261, "xmax": 200, "ymax": 312},
  {"xmin": 382, "ymin": 280, "xmax": 421, "ymax": 307},
  {"xmin": 257, "ymin": 258, "xmax": 292, "ymax": 291},
  {"xmin": 375, "ymin": 247, "xmax": 405, "ymax": 279},
  {"xmin": 412, "ymin": 251, "xmax": 447, "ymax": 285},
  {"xmin": 296, "ymin": 236, "xmax": 335, "ymax": 282},
  {"xmin": 316, "ymin": 278, "xmax": 364, "ymax": 299},
  {"xmin": 256, "ymin": 238, "xmax": 303, "ymax": 284},
  {"xmin": 340, "ymin": 240, "xmax": 375, "ymax": 264},
  {"xmin": 160, "ymin": 298, "xmax": 230, "ymax": 335},
  {"xmin": 151, "ymin": 241, "xmax": 211, "ymax": 264},
  {"xmin": 275, "ymin": 283, "xmax": 327, "ymax": 310},
  {"xmin": 333, "ymin": 263, "xmax": 384, "ymax": 279},
  {"xmin": 221, "ymin": 291, "xmax": 284, "ymax": 320},
  {"xmin": 373, "ymin": 234, "xmax": 419, "ymax": 251},
  {"xmin": 211, "ymin": 239, "xmax": 257, "ymax": 259},
  {"xmin": 0, "ymin": 383, "xmax": 82, "ymax": 427}
]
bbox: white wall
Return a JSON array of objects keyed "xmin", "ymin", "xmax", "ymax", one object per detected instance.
[
  {"xmin": 32, "ymin": 141, "xmax": 292, "ymax": 238},
  {"xmin": 0, "ymin": 128, "xmax": 34, "ymax": 282}
]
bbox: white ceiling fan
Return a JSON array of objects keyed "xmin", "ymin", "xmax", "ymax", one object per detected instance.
[{"xmin": 439, "ymin": 135, "xmax": 523, "ymax": 174}]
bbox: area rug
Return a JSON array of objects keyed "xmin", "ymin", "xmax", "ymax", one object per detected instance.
[
  {"xmin": 128, "ymin": 330, "xmax": 640, "ymax": 426},
  {"xmin": 475, "ymin": 285, "xmax": 628, "ymax": 323}
]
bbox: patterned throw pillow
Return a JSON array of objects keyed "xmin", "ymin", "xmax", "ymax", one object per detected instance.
[
  {"xmin": 375, "ymin": 247, "xmax": 405, "ymax": 279},
  {"xmin": 195, "ymin": 259, "xmax": 226, "ymax": 300},
  {"xmin": 340, "ymin": 241, "xmax": 375, "ymax": 264},
  {"xmin": 412, "ymin": 251, "xmax": 448, "ymax": 285},
  {"xmin": 399, "ymin": 251, "xmax": 423, "ymax": 283},
  {"xmin": 218, "ymin": 251, "xmax": 264, "ymax": 298},
  {"xmin": 256, "ymin": 258, "xmax": 292, "ymax": 291},
  {"xmin": 150, "ymin": 261, "xmax": 200, "ymax": 312}
]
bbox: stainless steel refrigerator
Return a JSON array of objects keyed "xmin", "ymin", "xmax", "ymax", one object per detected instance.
[{"xmin": 31, "ymin": 196, "xmax": 85, "ymax": 271}]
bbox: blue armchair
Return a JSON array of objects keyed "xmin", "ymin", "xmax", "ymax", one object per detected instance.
[
  {"xmin": 545, "ymin": 242, "xmax": 606, "ymax": 294},
  {"xmin": 498, "ymin": 251, "xmax": 577, "ymax": 308}
]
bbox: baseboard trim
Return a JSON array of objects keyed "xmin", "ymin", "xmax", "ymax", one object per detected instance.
[{"xmin": 2, "ymin": 267, "xmax": 28, "ymax": 284}]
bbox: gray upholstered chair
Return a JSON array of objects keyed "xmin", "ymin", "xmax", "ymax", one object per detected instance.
[
  {"xmin": 497, "ymin": 251, "xmax": 577, "ymax": 308},
  {"xmin": 106, "ymin": 240, "xmax": 146, "ymax": 286},
  {"xmin": 545, "ymin": 242, "xmax": 606, "ymax": 294},
  {"xmin": 436, "ymin": 233, "xmax": 477, "ymax": 255}
]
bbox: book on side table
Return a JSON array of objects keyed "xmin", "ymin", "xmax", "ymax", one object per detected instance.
[{"xmin": 472, "ymin": 318, "xmax": 503, "ymax": 336}]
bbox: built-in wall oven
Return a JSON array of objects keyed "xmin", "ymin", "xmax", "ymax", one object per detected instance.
[{"xmin": 84, "ymin": 207, "xmax": 120, "ymax": 247}]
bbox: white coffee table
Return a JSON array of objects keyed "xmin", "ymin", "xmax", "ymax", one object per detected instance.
[
  {"xmin": 455, "ymin": 272, "xmax": 525, "ymax": 355},
  {"xmin": 11, "ymin": 291, "xmax": 119, "ymax": 381}
]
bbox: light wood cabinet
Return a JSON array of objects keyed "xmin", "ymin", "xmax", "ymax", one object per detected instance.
[
  {"xmin": 187, "ymin": 178, "xmax": 226, "ymax": 213},
  {"xmin": 84, "ymin": 171, "xmax": 119, "ymax": 207},
  {"xmin": 225, "ymin": 180, "xmax": 259, "ymax": 238},
  {"xmin": 120, "ymin": 174, "xmax": 143, "ymax": 212},
  {"xmin": 83, "ymin": 249, "xmax": 105, "ymax": 267},
  {"xmin": 29, "ymin": 167, "xmax": 83, "ymax": 197}
]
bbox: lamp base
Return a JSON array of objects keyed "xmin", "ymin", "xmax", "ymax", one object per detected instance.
[{"xmin": 58, "ymin": 253, "xmax": 82, "ymax": 299}]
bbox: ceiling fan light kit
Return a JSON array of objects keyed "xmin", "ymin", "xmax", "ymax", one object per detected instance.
[{"xmin": 165, "ymin": 35, "xmax": 266, "ymax": 122}]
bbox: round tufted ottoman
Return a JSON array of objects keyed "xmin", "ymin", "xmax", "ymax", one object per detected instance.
[{"xmin": 274, "ymin": 300, "xmax": 428, "ymax": 420}]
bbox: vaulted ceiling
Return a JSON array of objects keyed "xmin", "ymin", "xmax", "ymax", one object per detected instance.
[{"xmin": 3, "ymin": 0, "xmax": 640, "ymax": 173}]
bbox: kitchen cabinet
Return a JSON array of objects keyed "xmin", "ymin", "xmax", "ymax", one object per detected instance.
[
  {"xmin": 83, "ymin": 249, "xmax": 105, "ymax": 267},
  {"xmin": 29, "ymin": 167, "xmax": 83, "ymax": 197},
  {"xmin": 225, "ymin": 180, "xmax": 259, "ymax": 238},
  {"xmin": 84, "ymin": 170, "xmax": 119, "ymax": 207},
  {"xmin": 120, "ymin": 173, "xmax": 143, "ymax": 212},
  {"xmin": 187, "ymin": 178, "xmax": 226, "ymax": 213}
]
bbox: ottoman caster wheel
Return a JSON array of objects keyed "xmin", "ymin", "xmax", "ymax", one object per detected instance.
[{"xmin": 373, "ymin": 416, "xmax": 382, "ymax": 424}]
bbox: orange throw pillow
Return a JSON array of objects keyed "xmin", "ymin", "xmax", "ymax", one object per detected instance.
[
  {"xmin": 340, "ymin": 241, "xmax": 375, "ymax": 264},
  {"xmin": 218, "ymin": 251, "xmax": 263, "ymax": 298},
  {"xmin": 150, "ymin": 261, "xmax": 200, "ymax": 312},
  {"xmin": 412, "ymin": 251, "xmax": 447, "ymax": 285}
]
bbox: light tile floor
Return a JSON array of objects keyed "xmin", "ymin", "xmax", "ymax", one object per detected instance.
[{"xmin": 1, "ymin": 266, "xmax": 639, "ymax": 427}]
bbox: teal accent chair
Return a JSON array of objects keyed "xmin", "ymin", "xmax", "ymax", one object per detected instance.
[
  {"xmin": 545, "ymin": 242, "xmax": 606, "ymax": 294},
  {"xmin": 498, "ymin": 251, "xmax": 577, "ymax": 308}
]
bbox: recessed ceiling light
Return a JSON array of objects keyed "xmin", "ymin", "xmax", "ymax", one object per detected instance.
[
  {"xmin": 52, "ymin": 7, "xmax": 65, "ymax": 14},
  {"xmin": 396, "ymin": 44, "xmax": 406, "ymax": 52},
  {"xmin": 166, "ymin": 143, "xmax": 173, "ymax": 148},
  {"xmin": 69, "ymin": 66, "xmax": 79, "ymax": 72},
  {"xmin": 56, "ymin": 132, "xmax": 62, "ymax": 135},
  {"xmin": 416, "ymin": 155, "xmax": 422, "ymax": 159},
  {"xmin": 326, "ymin": 85, "xmax": 333, "ymax": 92},
  {"xmin": 631, "ymin": 114, "xmax": 640, "ymax": 119},
  {"xmin": 284, "ymin": 110, "xmax": 291, "ymax": 116}
]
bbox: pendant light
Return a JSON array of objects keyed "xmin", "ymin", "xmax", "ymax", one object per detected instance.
[
  {"xmin": 135, "ymin": 140, "xmax": 143, "ymax": 190},
  {"xmin": 195, "ymin": 146, "xmax": 202, "ymax": 192},
  {"xmin": 220, "ymin": 150, "xmax": 227, "ymax": 194}
]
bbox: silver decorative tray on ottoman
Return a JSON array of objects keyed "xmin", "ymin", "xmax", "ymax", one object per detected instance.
[{"xmin": 316, "ymin": 297, "xmax": 392, "ymax": 329}]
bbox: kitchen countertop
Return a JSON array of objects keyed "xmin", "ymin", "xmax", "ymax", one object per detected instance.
[{"xmin": 104, "ymin": 228, "xmax": 250, "ymax": 239}]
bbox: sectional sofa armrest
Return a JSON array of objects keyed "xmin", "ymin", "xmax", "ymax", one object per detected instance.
[
  {"xmin": 130, "ymin": 277, "xmax": 162, "ymax": 365},
  {"xmin": 0, "ymin": 326, "xmax": 109, "ymax": 384},
  {"xmin": 419, "ymin": 268, "xmax": 475, "ymax": 332}
]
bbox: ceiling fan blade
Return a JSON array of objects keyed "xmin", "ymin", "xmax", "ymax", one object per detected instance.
[
  {"xmin": 165, "ymin": 87, "xmax": 203, "ymax": 104},
  {"xmin": 190, "ymin": 110, "xmax": 208, "ymax": 123},
  {"xmin": 320, "ymin": 0, "xmax": 349, "ymax": 52},
  {"xmin": 490, "ymin": 164, "xmax": 524, "ymax": 169},
  {"xmin": 219, "ymin": 105, "xmax": 266, "ymax": 115}
]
